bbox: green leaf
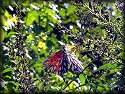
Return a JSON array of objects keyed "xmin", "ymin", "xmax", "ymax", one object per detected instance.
[
  {"xmin": 70, "ymin": 14, "xmax": 78, "ymax": 22},
  {"xmin": 6, "ymin": 81, "xmax": 18, "ymax": 92},
  {"xmin": 25, "ymin": 10, "xmax": 39, "ymax": 26},
  {"xmin": 45, "ymin": 8, "xmax": 56, "ymax": 17},
  {"xmin": 97, "ymin": 63, "xmax": 117, "ymax": 71},
  {"xmin": 93, "ymin": 27, "xmax": 101, "ymax": 32},
  {"xmin": 97, "ymin": 85, "xmax": 104, "ymax": 92},
  {"xmin": 63, "ymin": 35, "xmax": 68, "ymax": 42},
  {"xmin": 84, "ymin": 68, "xmax": 91, "ymax": 76},
  {"xmin": 118, "ymin": 51, "xmax": 125, "ymax": 59},
  {"xmin": 31, "ymin": 45, "xmax": 39, "ymax": 55},
  {"xmin": 67, "ymin": 5, "xmax": 76, "ymax": 15},
  {"xmin": 40, "ymin": 18, "xmax": 47, "ymax": 27},
  {"xmin": 21, "ymin": 0, "xmax": 29, "ymax": 5},
  {"xmin": 6, "ymin": 31, "xmax": 16, "ymax": 38},
  {"xmin": 79, "ymin": 74, "xmax": 86, "ymax": 84},
  {"xmin": 2, "ymin": 68, "xmax": 13, "ymax": 74},
  {"xmin": 69, "ymin": 81, "xmax": 75, "ymax": 89},
  {"xmin": 48, "ymin": 16, "xmax": 57, "ymax": 24},
  {"xmin": 33, "ymin": 63, "xmax": 41, "ymax": 68},
  {"xmin": 59, "ymin": 9, "xmax": 66, "ymax": 17},
  {"xmin": 8, "ymin": 81, "xmax": 19, "ymax": 93},
  {"xmin": 46, "ymin": 39, "xmax": 54, "ymax": 48},
  {"xmin": 65, "ymin": 81, "xmax": 77, "ymax": 90},
  {"xmin": 101, "ymin": 29, "xmax": 107, "ymax": 38},
  {"xmin": 3, "ymin": 75, "xmax": 12, "ymax": 81},
  {"xmin": 115, "ymin": 11, "xmax": 121, "ymax": 17},
  {"xmin": 4, "ymin": 10, "xmax": 10, "ymax": 18},
  {"xmin": 25, "ymin": 34, "xmax": 33, "ymax": 42},
  {"xmin": 45, "ymin": 24, "xmax": 53, "ymax": 33},
  {"xmin": 45, "ymin": 38, "xmax": 56, "ymax": 48},
  {"xmin": 65, "ymin": 72, "xmax": 74, "ymax": 79},
  {"xmin": 34, "ymin": 80, "xmax": 40, "ymax": 85},
  {"xmin": 1, "ymin": 16, "xmax": 9, "ymax": 27}
]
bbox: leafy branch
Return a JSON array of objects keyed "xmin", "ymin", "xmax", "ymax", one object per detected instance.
[{"xmin": 84, "ymin": 3, "xmax": 125, "ymax": 39}]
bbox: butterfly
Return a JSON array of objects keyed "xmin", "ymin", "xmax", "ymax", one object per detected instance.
[{"xmin": 44, "ymin": 42, "xmax": 84, "ymax": 75}]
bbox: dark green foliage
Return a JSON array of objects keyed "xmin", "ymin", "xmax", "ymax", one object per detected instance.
[{"xmin": 0, "ymin": 0, "xmax": 125, "ymax": 94}]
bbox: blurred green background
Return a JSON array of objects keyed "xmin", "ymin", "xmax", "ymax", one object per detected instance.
[{"xmin": 0, "ymin": 0, "xmax": 125, "ymax": 94}]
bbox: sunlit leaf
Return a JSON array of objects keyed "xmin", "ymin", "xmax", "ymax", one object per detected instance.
[
  {"xmin": 97, "ymin": 85, "xmax": 104, "ymax": 92},
  {"xmin": 31, "ymin": 45, "xmax": 39, "ymax": 55},
  {"xmin": 25, "ymin": 10, "xmax": 39, "ymax": 26},
  {"xmin": 48, "ymin": 16, "xmax": 57, "ymax": 24},
  {"xmin": 4, "ymin": 10, "xmax": 10, "ymax": 18},
  {"xmin": 65, "ymin": 81, "xmax": 77, "ymax": 90},
  {"xmin": 34, "ymin": 80, "xmax": 40, "ymax": 85},
  {"xmin": 45, "ymin": 8, "xmax": 56, "ymax": 17},
  {"xmin": 67, "ymin": 5, "xmax": 76, "ymax": 15},
  {"xmin": 98, "ymin": 63, "xmax": 117, "ymax": 70},
  {"xmin": 59, "ymin": 9, "xmax": 66, "ymax": 17},
  {"xmin": 2, "ymin": 68, "xmax": 13, "ymax": 74},
  {"xmin": 26, "ymin": 34, "xmax": 33, "ymax": 42},
  {"xmin": 79, "ymin": 74, "xmax": 86, "ymax": 85},
  {"xmin": 40, "ymin": 18, "xmax": 47, "ymax": 27},
  {"xmin": 6, "ymin": 31, "xmax": 16, "ymax": 38},
  {"xmin": 118, "ymin": 51, "xmax": 125, "ymax": 59}
]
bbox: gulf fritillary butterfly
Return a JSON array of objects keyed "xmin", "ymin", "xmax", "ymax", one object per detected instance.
[{"xmin": 44, "ymin": 46, "xmax": 84, "ymax": 75}]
